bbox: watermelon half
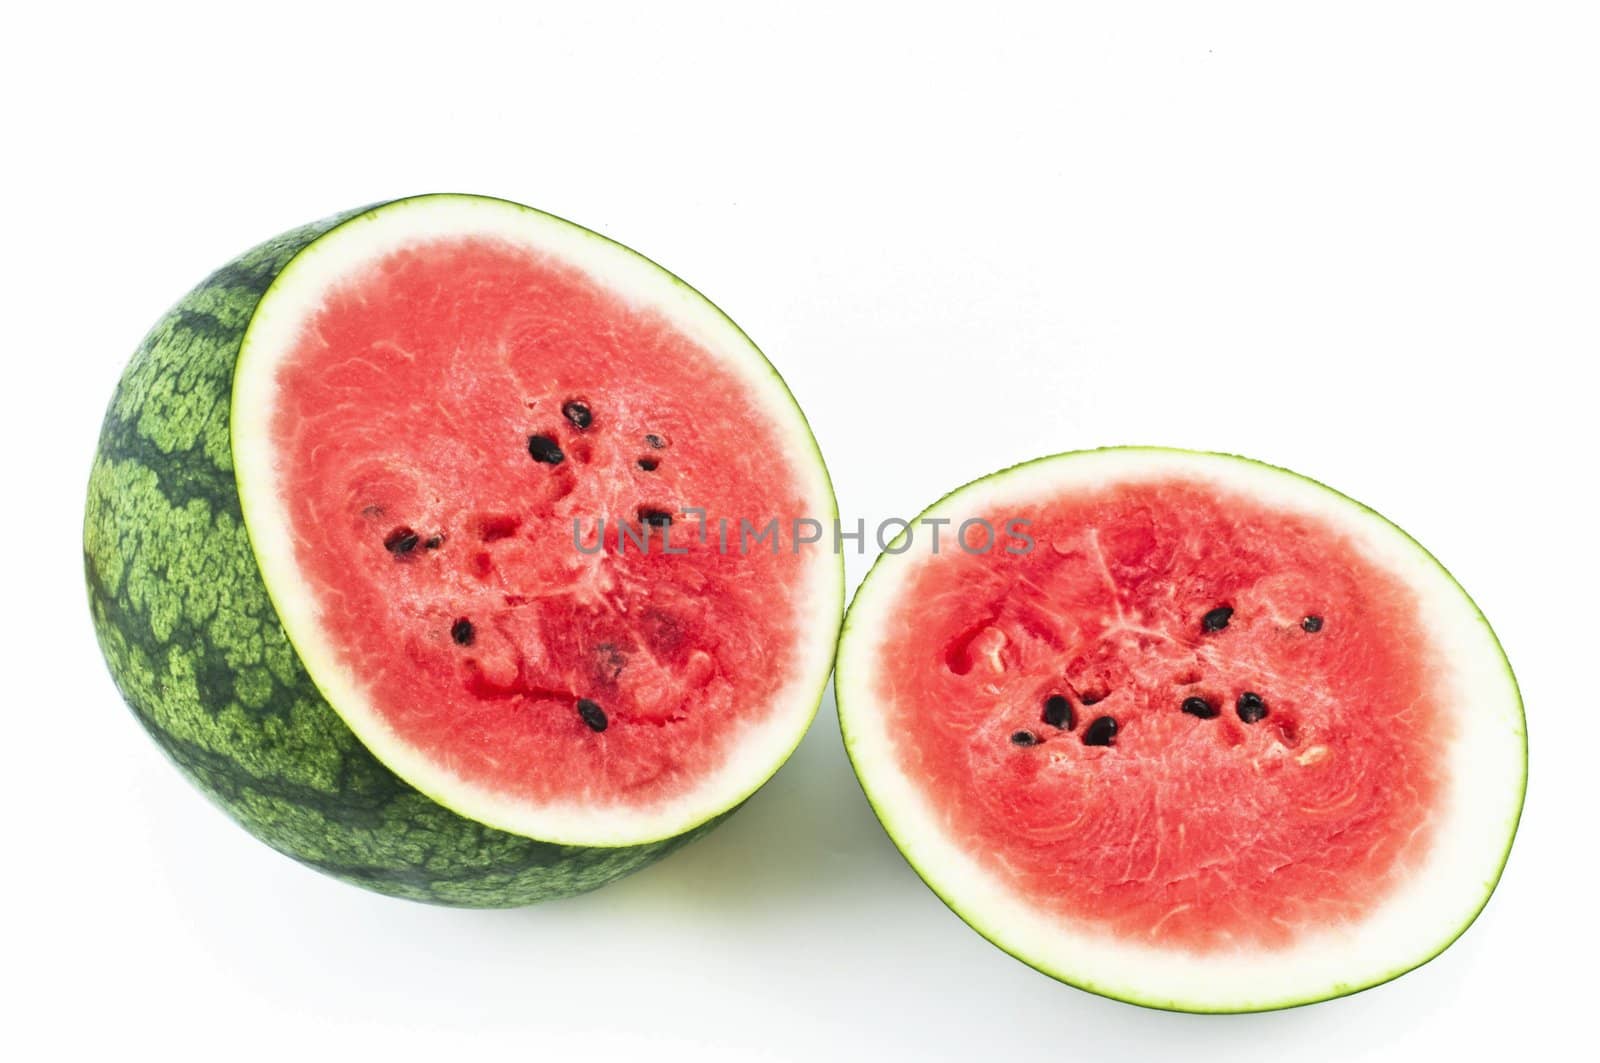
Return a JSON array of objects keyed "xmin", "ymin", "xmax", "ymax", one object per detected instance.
[
  {"xmin": 84, "ymin": 194, "xmax": 843, "ymax": 904},
  {"xmin": 836, "ymin": 448, "xmax": 1525, "ymax": 1011}
]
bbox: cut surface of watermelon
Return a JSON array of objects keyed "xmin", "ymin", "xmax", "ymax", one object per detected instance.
[
  {"xmin": 232, "ymin": 195, "xmax": 841, "ymax": 847},
  {"xmin": 836, "ymin": 448, "xmax": 1524, "ymax": 1011}
]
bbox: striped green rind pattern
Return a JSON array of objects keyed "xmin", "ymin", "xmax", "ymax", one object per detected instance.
[{"xmin": 83, "ymin": 208, "xmax": 721, "ymax": 905}]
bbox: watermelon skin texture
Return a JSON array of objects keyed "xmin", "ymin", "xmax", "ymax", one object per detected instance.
[{"xmin": 83, "ymin": 206, "xmax": 723, "ymax": 906}]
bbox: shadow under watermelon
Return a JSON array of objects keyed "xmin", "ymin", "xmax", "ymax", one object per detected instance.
[{"xmin": 561, "ymin": 683, "xmax": 916, "ymax": 918}]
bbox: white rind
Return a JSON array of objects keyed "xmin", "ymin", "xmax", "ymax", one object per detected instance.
[
  {"xmin": 233, "ymin": 194, "xmax": 843, "ymax": 848},
  {"xmin": 836, "ymin": 448, "xmax": 1525, "ymax": 1012}
]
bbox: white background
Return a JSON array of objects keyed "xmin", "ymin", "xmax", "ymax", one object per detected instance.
[{"xmin": 3, "ymin": 2, "xmax": 1596, "ymax": 1060}]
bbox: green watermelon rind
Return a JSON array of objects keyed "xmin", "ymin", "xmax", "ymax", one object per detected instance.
[
  {"xmin": 84, "ymin": 194, "xmax": 843, "ymax": 906},
  {"xmin": 834, "ymin": 445, "xmax": 1527, "ymax": 1013}
]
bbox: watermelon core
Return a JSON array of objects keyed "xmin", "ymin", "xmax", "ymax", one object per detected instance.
[{"xmin": 836, "ymin": 449, "xmax": 1524, "ymax": 1011}]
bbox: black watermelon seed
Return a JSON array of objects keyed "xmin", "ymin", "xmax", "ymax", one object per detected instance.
[
  {"xmin": 644, "ymin": 433, "xmax": 666, "ymax": 449},
  {"xmin": 1181, "ymin": 696, "xmax": 1219, "ymax": 719},
  {"xmin": 384, "ymin": 527, "xmax": 420, "ymax": 554},
  {"xmin": 1202, "ymin": 605, "xmax": 1234, "ymax": 632},
  {"xmin": 576, "ymin": 698, "xmax": 608, "ymax": 732},
  {"xmin": 639, "ymin": 508, "xmax": 673, "ymax": 527},
  {"xmin": 1302, "ymin": 615, "xmax": 1324, "ymax": 633},
  {"xmin": 637, "ymin": 457, "xmax": 659, "ymax": 471},
  {"xmin": 450, "ymin": 618, "xmax": 474, "ymax": 646},
  {"xmin": 1079, "ymin": 689, "xmax": 1106, "ymax": 706},
  {"xmin": 562, "ymin": 401, "xmax": 593, "ymax": 429},
  {"xmin": 1010, "ymin": 730, "xmax": 1040, "ymax": 746},
  {"xmin": 423, "ymin": 535, "xmax": 443, "ymax": 550},
  {"xmin": 1082, "ymin": 715, "xmax": 1118, "ymax": 746},
  {"xmin": 1042, "ymin": 694, "xmax": 1075, "ymax": 730},
  {"xmin": 527, "ymin": 434, "xmax": 565, "ymax": 464},
  {"xmin": 1236, "ymin": 691, "xmax": 1268, "ymax": 723}
]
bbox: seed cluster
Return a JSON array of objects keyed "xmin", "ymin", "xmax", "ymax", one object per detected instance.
[
  {"xmin": 1179, "ymin": 690, "xmax": 1270, "ymax": 723},
  {"xmin": 370, "ymin": 399, "xmax": 691, "ymax": 742},
  {"xmin": 1006, "ymin": 601, "xmax": 1325, "ymax": 753},
  {"xmin": 1013, "ymin": 692, "xmax": 1121, "ymax": 748},
  {"xmin": 526, "ymin": 402, "xmax": 675, "ymax": 525}
]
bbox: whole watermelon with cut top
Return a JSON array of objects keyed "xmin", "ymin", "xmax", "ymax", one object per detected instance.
[{"xmin": 85, "ymin": 193, "xmax": 844, "ymax": 905}]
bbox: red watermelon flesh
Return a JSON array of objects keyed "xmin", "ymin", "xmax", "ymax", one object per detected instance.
[
  {"xmin": 888, "ymin": 477, "xmax": 1445, "ymax": 951},
  {"xmin": 836, "ymin": 449, "xmax": 1525, "ymax": 1011},
  {"xmin": 232, "ymin": 199, "xmax": 842, "ymax": 847},
  {"xmin": 271, "ymin": 238, "xmax": 804, "ymax": 805}
]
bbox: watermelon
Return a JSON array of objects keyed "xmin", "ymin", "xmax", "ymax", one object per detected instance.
[
  {"xmin": 835, "ymin": 448, "xmax": 1525, "ymax": 1012},
  {"xmin": 84, "ymin": 194, "xmax": 843, "ymax": 905}
]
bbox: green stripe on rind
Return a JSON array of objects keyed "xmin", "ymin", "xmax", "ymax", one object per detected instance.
[
  {"xmin": 83, "ymin": 204, "xmax": 732, "ymax": 905},
  {"xmin": 835, "ymin": 446, "xmax": 1527, "ymax": 1012}
]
